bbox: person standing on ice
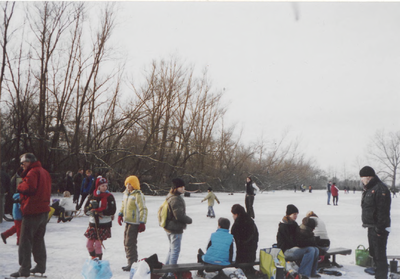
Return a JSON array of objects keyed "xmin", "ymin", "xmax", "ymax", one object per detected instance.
[
  {"xmin": 331, "ymin": 182, "xmax": 339, "ymax": 206},
  {"xmin": 84, "ymin": 177, "xmax": 116, "ymax": 260},
  {"xmin": 10, "ymin": 153, "xmax": 51, "ymax": 278},
  {"xmin": 162, "ymin": 178, "xmax": 192, "ymax": 279},
  {"xmin": 118, "ymin": 175, "xmax": 148, "ymax": 272},
  {"xmin": 276, "ymin": 204, "xmax": 320, "ymax": 278},
  {"xmin": 326, "ymin": 181, "xmax": 332, "ymax": 205},
  {"xmin": 244, "ymin": 176, "xmax": 259, "ymax": 219},
  {"xmin": 201, "ymin": 187, "xmax": 220, "ymax": 218},
  {"xmin": 360, "ymin": 166, "xmax": 391, "ymax": 279},
  {"xmin": 1, "ymin": 193, "xmax": 22, "ymax": 245}
]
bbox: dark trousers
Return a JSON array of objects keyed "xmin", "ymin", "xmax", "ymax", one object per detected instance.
[
  {"xmin": 19, "ymin": 212, "xmax": 48, "ymax": 274},
  {"xmin": 332, "ymin": 195, "xmax": 338, "ymax": 205},
  {"xmin": 245, "ymin": 195, "xmax": 255, "ymax": 219},
  {"xmin": 368, "ymin": 227, "xmax": 389, "ymax": 279},
  {"xmin": 124, "ymin": 223, "xmax": 139, "ymax": 265}
]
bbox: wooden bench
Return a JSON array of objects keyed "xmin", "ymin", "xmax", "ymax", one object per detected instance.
[
  {"xmin": 325, "ymin": 247, "xmax": 352, "ymax": 268},
  {"xmin": 153, "ymin": 261, "xmax": 260, "ymax": 278}
]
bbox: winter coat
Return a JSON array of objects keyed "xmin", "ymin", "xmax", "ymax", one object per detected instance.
[
  {"xmin": 297, "ymin": 224, "xmax": 318, "ymax": 248},
  {"xmin": 331, "ymin": 185, "xmax": 339, "ymax": 196},
  {"xmin": 203, "ymin": 228, "xmax": 236, "ymax": 265},
  {"xmin": 245, "ymin": 182, "xmax": 259, "ymax": 196},
  {"xmin": 65, "ymin": 175, "xmax": 74, "ymax": 193},
  {"xmin": 12, "ymin": 193, "xmax": 22, "ymax": 221},
  {"xmin": 361, "ymin": 176, "xmax": 391, "ymax": 235},
  {"xmin": 81, "ymin": 175, "xmax": 95, "ymax": 195},
  {"xmin": 164, "ymin": 192, "xmax": 192, "ymax": 234},
  {"xmin": 17, "ymin": 161, "xmax": 51, "ymax": 216},
  {"xmin": 231, "ymin": 213, "xmax": 258, "ymax": 263},
  {"xmin": 119, "ymin": 188, "xmax": 148, "ymax": 225},
  {"xmin": 310, "ymin": 216, "xmax": 329, "ymax": 241},
  {"xmin": 87, "ymin": 185, "xmax": 115, "ymax": 228},
  {"xmin": 276, "ymin": 216, "xmax": 299, "ymax": 253},
  {"xmin": 202, "ymin": 192, "xmax": 220, "ymax": 207},
  {"xmin": 60, "ymin": 196, "xmax": 76, "ymax": 213}
]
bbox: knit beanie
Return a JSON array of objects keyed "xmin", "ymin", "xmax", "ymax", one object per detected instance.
[
  {"xmin": 359, "ymin": 166, "xmax": 376, "ymax": 177},
  {"xmin": 286, "ymin": 204, "xmax": 299, "ymax": 216},
  {"xmin": 172, "ymin": 178, "xmax": 185, "ymax": 189},
  {"xmin": 125, "ymin": 175, "xmax": 140, "ymax": 190},
  {"xmin": 95, "ymin": 177, "xmax": 109, "ymax": 195}
]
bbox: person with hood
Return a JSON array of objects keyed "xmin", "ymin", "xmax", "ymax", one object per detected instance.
[
  {"xmin": 330, "ymin": 182, "xmax": 339, "ymax": 206},
  {"xmin": 201, "ymin": 187, "xmax": 220, "ymax": 218},
  {"xmin": 118, "ymin": 175, "xmax": 148, "ymax": 272},
  {"xmin": 231, "ymin": 204, "xmax": 259, "ymax": 278},
  {"xmin": 10, "ymin": 153, "xmax": 51, "ymax": 278},
  {"xmin": 360, "ymin": 166, "xmax": 391, "ymax": 279},
  {"xmin": 1, "ymin": 193, "xmax": 22, "ymax": 245},
  {"xmin": 162, "ymin": 178, "xmax": 192, "ymax": 279},
  {"xmin": 244, "ymin": 177, "xmax": 260, "ymax": 219},
  {"xmin": 276, "ymin": 204, "xmax": 320, "ymax": 278},
  {"xmin": 84, "ymin": 177, "xmax": 115, "ymax": 260},
  {"xmin": 77, "ymin": 170, "xmax": 95, "ymax": 210}
]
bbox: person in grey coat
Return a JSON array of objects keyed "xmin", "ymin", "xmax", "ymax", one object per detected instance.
[{"xmin": 162, "ymin": 178, "xmax": 192, "ymax": 279}]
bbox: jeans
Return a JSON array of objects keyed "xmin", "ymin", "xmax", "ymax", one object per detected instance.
[
  {"xmin": 207, "ymin": 206, "xmax": 215, "ymax": 217},
  {"xmin": 327, "ymin": 191, "xmax": 331, "ymax": 204},
  {"xmin": 368, "ymin": 227, "xmax": 389, "ymax": 279},
  {"xmin": 165, "ymin": 232, "xmax": 182, "ymax": 265},
  {"xmin": 284, "ymin": 246, "xmax": 319, "ymax": 277}
]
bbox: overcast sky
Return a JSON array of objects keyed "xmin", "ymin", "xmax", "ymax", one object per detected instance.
[{"xmin": 112, "ymin": 2, "xmax": 400, "ymax": 179}]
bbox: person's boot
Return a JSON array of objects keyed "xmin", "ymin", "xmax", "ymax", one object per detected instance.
[
  {"xmin": 96, "ymin": 254, "xmax": 103, "ymax": 260},
  {"xmin": 30, "ymin": 265, "xmax": 45, "ymax": 275},
  {"xmin": 122, "ymin": 265, "xmax": 131, "ymax": 272},
  {"xmin": 1, "ymin": 233, "xmax": 7, "ymax": 244},
  {"xmin": 89, "ymin": 250, "xmax": 96, "ymax": 259}
]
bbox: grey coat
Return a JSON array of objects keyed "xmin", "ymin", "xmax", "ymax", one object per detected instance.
[{"xmin": 164, "ymin": 193, "xmax": 192, "ymax": 234}]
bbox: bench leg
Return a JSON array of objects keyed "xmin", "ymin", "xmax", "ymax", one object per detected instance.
[{"xmin": 330, "ymin": 255, "xmax": 343, "ymax": 268}]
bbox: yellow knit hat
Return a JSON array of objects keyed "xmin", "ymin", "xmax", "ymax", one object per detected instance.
[{"xmin": 125, "ymin": 175, "xmax": 140, "ymax": 190}]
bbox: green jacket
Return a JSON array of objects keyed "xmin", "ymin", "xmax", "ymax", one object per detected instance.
[
  {"xmin": 164, "ymin": 193, "xmax": 192, "ymax": 234},
  {"xmin": 202, "ymin": 192, "xmax": 220, "ymax": 206}
]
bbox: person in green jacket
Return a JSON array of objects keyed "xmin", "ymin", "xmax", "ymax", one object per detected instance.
[
  {"xmin": 201, "ymin": 187, "xmax": 220, "ymax": 218},
  {"xmin": 118, "ymin": 175, "xmax": 148, "ymax": 272}
]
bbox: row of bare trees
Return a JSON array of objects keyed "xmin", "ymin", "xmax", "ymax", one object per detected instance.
[{"xmin": 0, "ymin": 2, "xmax": 321, "ymax": 194}]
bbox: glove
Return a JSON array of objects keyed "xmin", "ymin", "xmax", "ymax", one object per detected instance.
[
  {"xmin": 138, "ymin": 223, "xmax": 146, "ymax": 233},
  {"xmin": 118, "ymin": 215, "xmax": 123, "ymax": 226}
]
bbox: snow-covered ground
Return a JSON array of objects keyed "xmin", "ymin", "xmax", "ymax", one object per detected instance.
[{"xmin": 0, "ymin": 189, "xmax": 399, "ymax": 278}]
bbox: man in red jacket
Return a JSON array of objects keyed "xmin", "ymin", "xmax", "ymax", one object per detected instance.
[{"xmin": 10, "ymin": 153, "xmax": 51, "ymax": 278}]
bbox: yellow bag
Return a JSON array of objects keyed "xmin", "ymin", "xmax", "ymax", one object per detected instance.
[{"xmin": 260, "ymin": 248, "xmax": 286, "ymax": 278}]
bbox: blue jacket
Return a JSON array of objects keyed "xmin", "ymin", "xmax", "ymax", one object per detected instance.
[
  {"xmin": 81, "ymin": 175, "xmax": 94, "ymax": 194},
  {"xmin": 12, "ymin": 193, "xmax": 22, "ymax": 221},
  {"xmin": 203, "ymin": 228, "xmax": 236, "ymax": 265}
]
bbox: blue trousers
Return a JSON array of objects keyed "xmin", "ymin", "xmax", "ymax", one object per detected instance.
[{"xmin": 284, "ymin": 246, "xmax": 319, "ymax": 277}]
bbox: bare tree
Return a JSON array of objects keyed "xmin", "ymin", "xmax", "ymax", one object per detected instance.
[{"xmin": 369, "ymin": 130, "xmax": 400, "ymax": 188}]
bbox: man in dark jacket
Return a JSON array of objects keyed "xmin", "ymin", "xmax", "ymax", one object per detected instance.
[
  {"xmin": 10, "ymin": 153, "xmax": 51, "ymax": 278},
  {"xmin": 360, "ymin": 166, "xmax": 391, "ymax": 279}
]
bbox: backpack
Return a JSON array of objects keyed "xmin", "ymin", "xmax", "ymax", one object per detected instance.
[
  {"xmin": 260, "ymin": 248, "xmax": 286, "ymax": 279},
  {"xmin": 158, "ymin": 197, "xmax": 171, "ymax": 228}
]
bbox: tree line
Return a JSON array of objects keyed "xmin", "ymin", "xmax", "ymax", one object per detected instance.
[{"xmin": 2, "ymin": 2, "xmax": 383, "ymax": 194}]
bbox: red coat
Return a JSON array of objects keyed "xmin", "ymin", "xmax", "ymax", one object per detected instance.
[
  {"xmin": 331, "ymin": 185, "xmax": 339, "ymax": 196},
  {"xmin": 17, "ymin": 161, "xmax": 51, "ymax": 216}
]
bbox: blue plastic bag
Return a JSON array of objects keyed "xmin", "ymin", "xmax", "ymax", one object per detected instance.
[{"xmin": 82, "ymin": 258, "xmax": 112, "ymax": 279}]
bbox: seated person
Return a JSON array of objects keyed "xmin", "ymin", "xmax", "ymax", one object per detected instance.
[
  {"xmin": 60, "ymin": 191, "xmax": 76, "ymax": 217},
  {"xmin": 276, "ymin": 204, "xmax": 320, "ymax": 278},
  {"xmin": 231, "ymin": 204, "xmax": 259, "ymax": 278},
  {"xmin": 306, "ymin": 211, "xmax": 330, "ymax": 252},
  {"xmin": 298, "ymin": 217, "xmax": 327, "ymax": 257},
  {"xmin": 197, "ymin": 217, "xmax": 236, "ymax": 278}
]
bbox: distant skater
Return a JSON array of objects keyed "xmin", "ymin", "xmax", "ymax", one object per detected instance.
[
  {"xmin": 245, "ymin": 177, "xmax": 260, "ymax": 219},
  {"xmin": 327, "ymin": 181, "xmax": 332, "ymax": 205},
  {"xmin": 201, "ymin": 187, "xmax": 220, "ymax": 218}
]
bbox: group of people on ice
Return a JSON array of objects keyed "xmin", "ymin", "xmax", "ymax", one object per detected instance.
[{"xmin": 0, "ymin": 152, "xmax": 392, "ymax": 279}]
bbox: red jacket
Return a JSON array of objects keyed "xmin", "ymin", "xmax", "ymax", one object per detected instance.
[
  {"xmin": 17, "ymin": 161, "xmax": 51, "ymax": 216},
  {"xmin": 331, "ymin": 184, "xmax": 339, "ymax": 196}
]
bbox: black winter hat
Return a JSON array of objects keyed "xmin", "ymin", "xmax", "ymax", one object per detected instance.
[
  {"xmin": 286, "ymin": 204, "xmax": 299, "ymax": 216},
  {"xmin": 171, "ymin": 178, "xmax": 185, "ymax": 189},
  {"xmin": 359, "ymin": 166, "xmax": 376, "ymax": 177}
]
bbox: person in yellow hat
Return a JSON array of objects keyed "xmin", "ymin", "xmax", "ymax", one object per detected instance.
[{"xmin": 118, "ymin": 175, "xmax": 148, "ymax": 272}]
